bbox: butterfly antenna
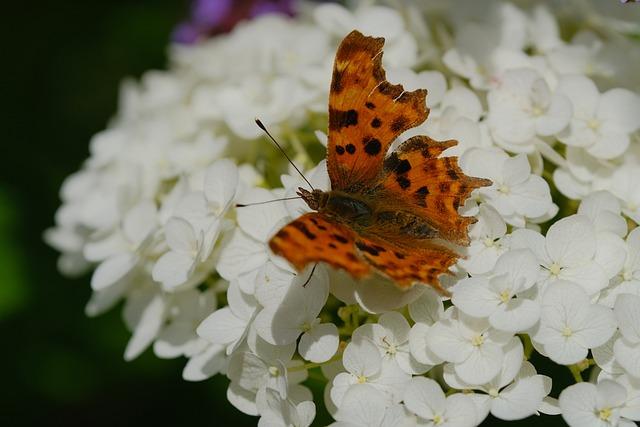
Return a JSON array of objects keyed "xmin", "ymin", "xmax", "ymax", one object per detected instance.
[
  {"xmin": 302, "ymin": 263, "xmax": 318, "ymax": 288},
  {"xmin": 236, "ymin": 196, "xmax": 302, "ymax": 208},
  {"xmin": 255, "ymin": 119, "xmax": 315, "ymax": 190}
]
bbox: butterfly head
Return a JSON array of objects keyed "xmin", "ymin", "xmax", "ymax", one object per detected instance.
[{"xmin": 296, "ymin": 187, "xmax": 328, "ymax": 211}]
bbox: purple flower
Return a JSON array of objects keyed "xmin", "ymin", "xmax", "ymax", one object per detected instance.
[{"xmin": 172, "ymin": 0, "xmax": 297, "ymax": 44}]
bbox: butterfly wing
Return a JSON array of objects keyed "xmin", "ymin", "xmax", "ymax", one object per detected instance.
[
  {"xmin": 355, "ymin": 235, "xmax": 457, "ymax": 294},
  {"xmin": 269, "ymin": 212, "xmax": 371, "ymax": 278},
  {"xmin": 380, "ymin": 135, "xmax": 492, "ymax": 245},
  {"xmin": 327, "ymin": 30, "xmax": 428, "ymax": 192}
]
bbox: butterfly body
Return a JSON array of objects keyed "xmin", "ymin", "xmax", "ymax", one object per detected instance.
[
  {"xmin": 269, "ymin": 30, "xmax": 491, "ymax": 293},
  {"xmin": 298, "ymin": 187, "xmax": 437, "ymax": 240}
]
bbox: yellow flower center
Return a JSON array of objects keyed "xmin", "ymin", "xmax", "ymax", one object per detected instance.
[
  {"xmin": 532, "ymin": 106, "xmax": 544, "ymax": 116},
  {"xmin": 498, "ymin": 184, "xmax": 510, "ymax": 194},
  {"xmin": 483, "ymin": 237, "xmax": 495, "ymax": 247},
  {"xmin": 549, "ymin": 263, "xmax": 562, "ymax": 276},
  {"xmin": 499, "ymin": 290, "xmax": 511, "ymax": 303},
  {"xmin": 562, "ymin": 326, "xmax": 573, "ymax": 337},
  {"xmin": 488, "ymin": 388, "xmax": 500, "ymax": 398},
  {"xmin": 268, "ymin": 366, "xmax": 280, "ymax": 377},
  {"xmin": 357, "ymin": 375, "xmax": 367, "ymax": 384},
  {"xmin": 599, "ymin": 407, "xmax": 612, "ymax": 421},
  {"xmin": 587, "ymin": 118, "xmax": 600, "ymax": 130},
  {"xmin": 433, "ymin": 414, "xmax": 444, "ymax": 425},
  {"xmin": 471, "ymin": 335, "xmax": 485, "ymax": 346}
]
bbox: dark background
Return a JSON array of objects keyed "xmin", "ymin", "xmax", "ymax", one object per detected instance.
[{"xmin": 0, "ymin": 1, "xmax": 570, "ymax": 426}]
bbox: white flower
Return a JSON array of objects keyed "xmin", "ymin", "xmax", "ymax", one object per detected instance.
[
  {"xmin": 403, "ymin": 377, "xmax": 477, "ymax": 427},
  {"xmin": 613, "ymin": 294, "xmax": 640, "ymax": 378},
  {"xmin": 154, "ymin": 288, "xmax": 216, "ymax": 359},
  {"xmin": 593, "ymin": 333, "xmax": 627, "ymax": 379},
  {"xmin": 443, "ymin": 3, "xmax": 532, "ymax": 90},
  {"xmin": 218, "ymin": 187, "xmax": 289, "ymax": 294},
  {"xmin": 330, "ymin": 339, "xmax": 410, "ymax": 406},
  {"xmin": 427, "ymin": 308, "xmax": 513, "ymax": 385},
  {"xmin": 533, "ymin": 281, "xmax": 616, "ymax": 365},
  {"xmin": 255, "ymin": 266, "xmax": 339, "ymax": 363},
  {"xmin": 408, "ymin": 289, "xmax": 445, "ymax": 367},
  {"xmin": 88, "ymin": 200, "xmax": 157, "ymax": 292},
  {"xmin": 257, "ymin": 388, "xmax": 315, "ymax": 427},
  {"xmin": 607, "ymin": 162, "xmax": 640, "ymax": 224},
  {"xmin": 452, "ymin": 249, "xmax": 541, "ymax": 333},
  {"xmin": 488, "ymin": 68, "xmax": 572, "ymax": 152},
  {"xmin": 510, "ymin": 215, "xmax": 609, "ymax": 295},
  {"xmin": 314, "ymin": 3, "xmax": 418, "ymax": 68},
  {"xmin": 461, "ymin": 147, "xmax": 555, "ymax": 227},
  {"xmin": 226, "ymin": 330, "xmax": 309, "ymax": 416},
  {"xmin": 559, "ymin": 379, "xmax": 636, "ymax": 427},
  {"xmin": 599, "ymin": 227, "xmax": 640, "ymax": 307},
  {"xmin": 152, "ymin": 159, "xmax": 238, "ymax": 290},
  {"xmin": 352, "ymin": 311, "xmax": 428, "ymax": 375},
  {"xmin": 458, "ymin": 204, "xmax": 509, "ymax": 275},
  {"xmin": 331, "ymin": 384, "xmax": 408, "ymax": 427},
  {"xmin": 443, "ymin": 337, "xmax": 550, "ymax": 422},
  {"xmin": 197, "ymin": 280, "xmax": 258, "ymax": 355},
  {"xmin": 556, "ymin": 75, "xmax": 640, "ymax": 159},
  {"xmin": 578, "ymin": 191, "xmax": 628, "ymax": 238},
  {"xmin": 122, "ymin": 280, "xmax": 166, "ymax": 361}
]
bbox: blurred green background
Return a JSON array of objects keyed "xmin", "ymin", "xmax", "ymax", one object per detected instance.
[{"xmin": 1, "ymin": 1, "xmax": 571, "ymax": 426}]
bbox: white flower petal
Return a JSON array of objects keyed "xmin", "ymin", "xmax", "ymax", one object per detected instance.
[
  {"xmin": 546, "ymin": 215, "xmax": 596, "ymax": 267},
  {"xmin": 299, "ymin": 323, "xmax": 339, "ymax": 363},
  {"xmin": 91, "ymin": 253, "xmax": 137, "ymax": 291},
  {"xmin": 492, "ymin": 375, "xmax": 546, "ymax": 420},
  {"xmin": 403, "ymin": 377, "xmax": 445, "ymax": 420}
]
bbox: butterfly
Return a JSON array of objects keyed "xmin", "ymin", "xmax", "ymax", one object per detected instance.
[{"xmin": 269, "ymin": 30, "xmax": 491, "ymax": 294}]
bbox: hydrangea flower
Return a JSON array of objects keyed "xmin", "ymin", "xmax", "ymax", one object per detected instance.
[{"xmin": 46, "ymin": 0, "xmax": 640, "ymax": 425}]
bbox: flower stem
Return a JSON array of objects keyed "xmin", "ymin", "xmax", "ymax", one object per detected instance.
[
  {"xmin": 520, "ymin": 334, "xmax": 534, "ymax": 360},
  {"xmin": 568, "ymin": 364, "xmax": 584, "ymax": 383}
]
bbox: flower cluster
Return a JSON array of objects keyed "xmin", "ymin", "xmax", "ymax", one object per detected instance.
[{"xmin": 46, "ymin": 1, "xmax": 640, "ymax": 426}]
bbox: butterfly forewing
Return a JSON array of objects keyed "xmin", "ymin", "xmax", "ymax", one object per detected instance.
[{"xmin": 327, "ymin": 30, "xmax": 428, "ymax": 192}]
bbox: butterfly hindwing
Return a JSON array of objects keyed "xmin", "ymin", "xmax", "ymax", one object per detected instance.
[
  {"xmin": 327, "ymin": 30, "xmax": 428, "ymax": 192},
  {"xmin": 269, "ymin": 212, "xmax": 371, "ymax": 278},
  {"xmin": 354, "ymin": 235, "xmax": 457, "ymax": 294},
  {"xmin": 380, "ymin": 135, "xmax": 492, "ymax": 245}
]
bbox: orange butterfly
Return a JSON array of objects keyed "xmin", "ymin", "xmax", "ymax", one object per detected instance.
[{"xmin": 269, "ymin": 30, "xmax": 491, "ymax": 294}]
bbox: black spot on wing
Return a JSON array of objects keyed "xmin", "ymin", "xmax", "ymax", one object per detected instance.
[
  {"xmin": 363, "ymin": 137, "xmax": 382, "ymax": 156},
  {"xmin": 346, "ymin": 144, "xmax": 356, "ymax": 154},
  {"xmin": 383, "ymin": 153, "xmax": 400, "ymax": 172},
  {"xmin": 292, "ymin": 222, "xmax": 317, "ymax": 240},
  {"xmin": 275, "ymin": 230, "xmax": 290, "ymax": 239},
  {"xmin": 414, "ymin": 186, "xmax": 429, "ymax": 207},
  {"xmin": 394, "ymin": 251, "xmax": 406, "ymax": 259},
  {"xmin": 365, "ymin": 102, "xmax": 376, "ymax": 110},
  {"xmin": 396, "ymin": 175, "xmax": 411, "ymax": 189},
  {"xmin": 331, "ymin": 68, "xmax": 344, "ymax": 93},
  {"xmin": 329, "ymin": 108, "xmax": 359, "ymax": 130},
  {"xmin": 356, "ymin": 241, "xmax": 387, "ymax": 256},
  {"xmin": 378, "ymin": 81, "xmax": 403, "ymax": 98},
  {"xmin": 395, "ymin": 159, "xmax": 411, "ymax": 174},
  {"xmin": 336, "ymin": 145, "xmax": 345, "ymax": 155},
  {"xmin": 391, "ymin": 115, "xmax": 408, "ymax": 132},
  {"xmin": 371, "ymin": 118, "xmax": 382, "ymax": 128},
  {"xmin": 331, "ymin": 234, "xmax": 349, "ymax": 244}
]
